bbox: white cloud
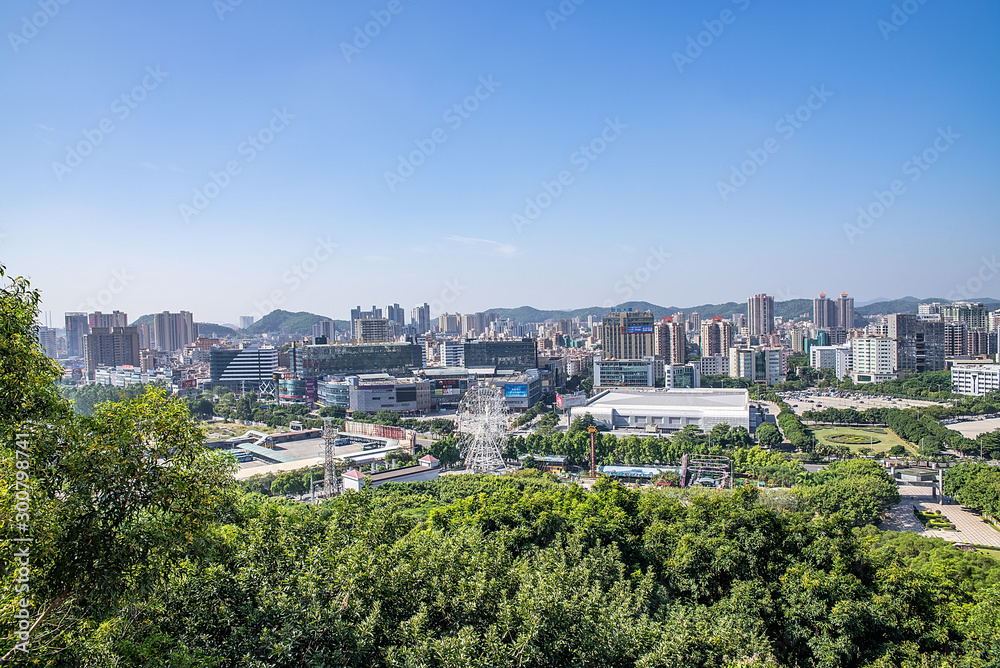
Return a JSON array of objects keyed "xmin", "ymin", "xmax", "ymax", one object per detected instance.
[{"xmin": 445, "ymin": 235, "xmax": 516, "ymax": 256}]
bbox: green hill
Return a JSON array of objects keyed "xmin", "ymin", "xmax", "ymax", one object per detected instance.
[
  {"xmin": 243, "ymin": 310, "xmax": 350, "ymax": 336},
  {"xmin": 196, "ymin": 323, "xmax": 237, "ymax": 338}
]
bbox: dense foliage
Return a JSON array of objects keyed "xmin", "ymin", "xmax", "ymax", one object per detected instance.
[
  {"xmin": 794, "ymin": 459, "xmax": 900, "ymax": 527},
  {"xmin": 775, "ymin": 398, "xmax": 813, "ymax": 450},
  {"xmin": 61, "ymin": 382, "xmax": 156, "ymax": 416},
  {"xmin": 944, "ymin": 462, "xmax": 1000, "ymax": 517},
  {"xmin": 505, "ymin": 421, "xmax": 754, "ymax": 467}
]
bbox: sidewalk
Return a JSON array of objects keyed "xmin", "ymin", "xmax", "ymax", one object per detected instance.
[{"xmin": 881, "ymin": 500, "xmax": 1000, "ymax": 547}]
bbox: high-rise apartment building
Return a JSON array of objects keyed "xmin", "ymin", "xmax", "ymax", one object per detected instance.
[
  {"xmin": 813, "ymin": 293, "xmax": 834, "ymax": 328},
  {"xmin": 312, "ymin": 318, "xmax": 335, "ymax": 341},
  {"xmin": 411, "ymin": 303, "xmax": 431, "ymax": 335},
  {"xmin": 699, "ymin": 317, "xmax": 733, "ymax": 358},
  {"xmin": 239, "ymin": 315, "xmax": 255, "ymax": 330},
  {"xmin": 943, "ymin": 322, "xmax": 968, "ymax": 358},
  {"xmin": 386, "ymin": 303, "xmax": 406, "ymax": 333},
  {"xmin": 37, "ymin": 326, "xmax": 58, "ymax": 359},
  {"xmin": 438, "ymin": 314, "xmax": 461, "ymax": 334},
  {"xmin": 652, "ymin": 317, "xmax": 685, "ymax": 364},
  {"xmin": 887, "ymin": 314, "xmax": 945, "ymax": 374},
  {"xmin": 836, "ymin": 292, "xmax": 855, "ymax": 330},
  {"xmin": 135, "ymin": 322, "xmax": 152, "ymax": 349},
  {"xmin": 152, "ymin": 311, "xmax": 196, "ymax": 352},
  {"xmin": 354, "ymin": 318, "xmax": 391, "ymax": 342},
  {"xmin": 601, "ymin": 311, "xmax": 655, "ymax": 360},
  {"xmin": 84, "ymin": 326, "xmax": 140, "ymax": 379},
  {"xmin": 941, "ymin": 302, "xmax": 989, "ymax": 331},
  {"xmin": 64, "ymin": 312, "xmax": 89, "ymax": 357},
  {"xmin": 89, "ymin": 310, "xmax": 128, "ymax": 329},
  {"xmin": 747, "ymin": 294, "xmax": 774, "ymax": 337},
  {"xmin": 790, "ymin": 327, "xmax": 805, "ymax": 353}
]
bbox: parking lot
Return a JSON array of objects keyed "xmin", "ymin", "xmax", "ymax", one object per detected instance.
[
  {"xmin": 780, "ymin": 390, "xmax": 944, "ymax": 417},
  {"xmin": 947, "ymin": 416, "xmax": 1000, "ymax": 439}
]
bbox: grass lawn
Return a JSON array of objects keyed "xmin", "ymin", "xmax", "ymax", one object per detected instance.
[
  {"xmin": 811, "ymin": 425, "xmax": 917, "ymax": 455},
  {"xmin": 978, "ymin": 547, "xmax": 1000, "ymax": 560}
]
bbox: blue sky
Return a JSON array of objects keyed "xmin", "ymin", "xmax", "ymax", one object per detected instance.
[{"xmin": 2, "ymin": 0, "xmax": 998, "ymax": 325}]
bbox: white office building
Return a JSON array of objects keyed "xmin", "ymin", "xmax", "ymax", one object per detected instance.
[
  {"xmin": 850, "ymin": 337, "xmax": 896, "ymax": 384},
  {"xmin": 440, "ymin": 340, "xmax": 465, "ymax": 367},
  {"xmin": 810, "ymin": 345, "xmax": 851, "ymax": 380},
  {"xmin": 699, "ymin": 353, "xmax": 730, "ymax": 376},
  {"xmin": 951, "ymin": 364, "xmax": 1000, "ymax": 396}
]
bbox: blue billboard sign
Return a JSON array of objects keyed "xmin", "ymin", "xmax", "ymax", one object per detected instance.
[
  {"xmin": 504, "ymin": 384, "xmax": 528, "ymax": 398},
  {"xmin": 627, "ymin": 325, "xmax": 653, "ymax": 333}
]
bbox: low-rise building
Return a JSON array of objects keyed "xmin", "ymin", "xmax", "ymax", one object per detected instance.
[
  {"xmin": 666, "ymin": 362, "xmax": 701, "ymax": 389},
  {"xmin": 569, "ymin": 388, "xmax": 753, "ymax": 433},
  {"xmin": 341, "ymin": 455, "xmax": 441, "ymax": 492},
  {"xmin": 349, "ymin": 377, "xmax": 432, "ymax": 414},
  {"xmin": 950, "ymin": 363, "xmax": 1000, "ymax": 396},
  {"xmin": 594, "ymin": 358, "xmax": 658, "ymax": 388}
]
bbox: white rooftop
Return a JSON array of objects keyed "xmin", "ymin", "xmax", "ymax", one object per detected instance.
[{"xmin": 587, "ymin": 388, "xmax": 749, "ymax": 410}]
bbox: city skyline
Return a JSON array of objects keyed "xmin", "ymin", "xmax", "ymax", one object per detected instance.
[
  {"xmin": 3, "ymin": 1, "xmax": 999, "ymax": 323},
  {"xmin": 33, "ymin": 291, "xmax": 1000, "ymax": 331}
]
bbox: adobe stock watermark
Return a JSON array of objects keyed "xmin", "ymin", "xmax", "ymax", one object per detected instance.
[
  {"xmin": 716, "ymin": 85, "xmax": 833, "ymax": 201},
  {"xmin": 340, "ymin": 0, "xmax": 413, "ymax": 63},
  {"xmin": 179, "ymin": 107, "xmax": 294, "ymax": 224},
  {"xmin": 429, "ymin": 278, "xmax": 466, "ymax": 319},
  {"xmin": 213, "ymin": 0, "xmax": 246, "ymax": 21},
  {"xmin": 878, "ymin": 0, "xmax": 931, "ymax": 41},
  {"xmin": 843, "ymin": 126, "xmax": 959, "ymax": 244},
  {"xmin": 51, "ymin": 66, "xmax": 168, "ymax": 182},
  {"xmin": 947, "ymin": 255, "xmax": 999, "ymax": 301},
  {"xmin": 602, "ymin": 246, "xmax": 672, "ymax": 306},
  {"xmin": 10, "ymin": 432, "xmax": 33, "ymax": 656},
  {"xmin": 75, "ymin": 268, "xmax": 134, "ymax": 312},
  {"xmin": 511, "ymin": 117, "xmax": 627, "ymax": 233},
  {"xmin": 385, "ymin": 75, "xmax": 502, "ymax": 192},
  {"xmin": 546, "ymin": 0, "xmax": 587, "ymax": 31},
  {"xmin": 7, "ymin": 0, "xmax": 71, "ymax": 53},
  {"xmin": 249, "ymin": 236, "xmax": 337, "ymax": 320},
  {"xmin": 673, "ymin": 0, "xmax": 751, "ymax": 74}
]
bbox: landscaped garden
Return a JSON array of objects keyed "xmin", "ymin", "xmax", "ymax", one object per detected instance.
[
  {"xmin": 811, "ymin": 425, "xmax": 915, "ymax": 455},
  {"xmin": 914, "ymin": 508, "xmax": 957, "ymax": 531}
]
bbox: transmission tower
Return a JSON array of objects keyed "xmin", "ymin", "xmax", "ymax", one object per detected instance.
[
  {"xmin": 457, "ymin": 383, "xmax": 510, "ymax": 473},
  {"xmin": 321, "ymin": 418, "xmax": 338, "ymax": 497}
]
